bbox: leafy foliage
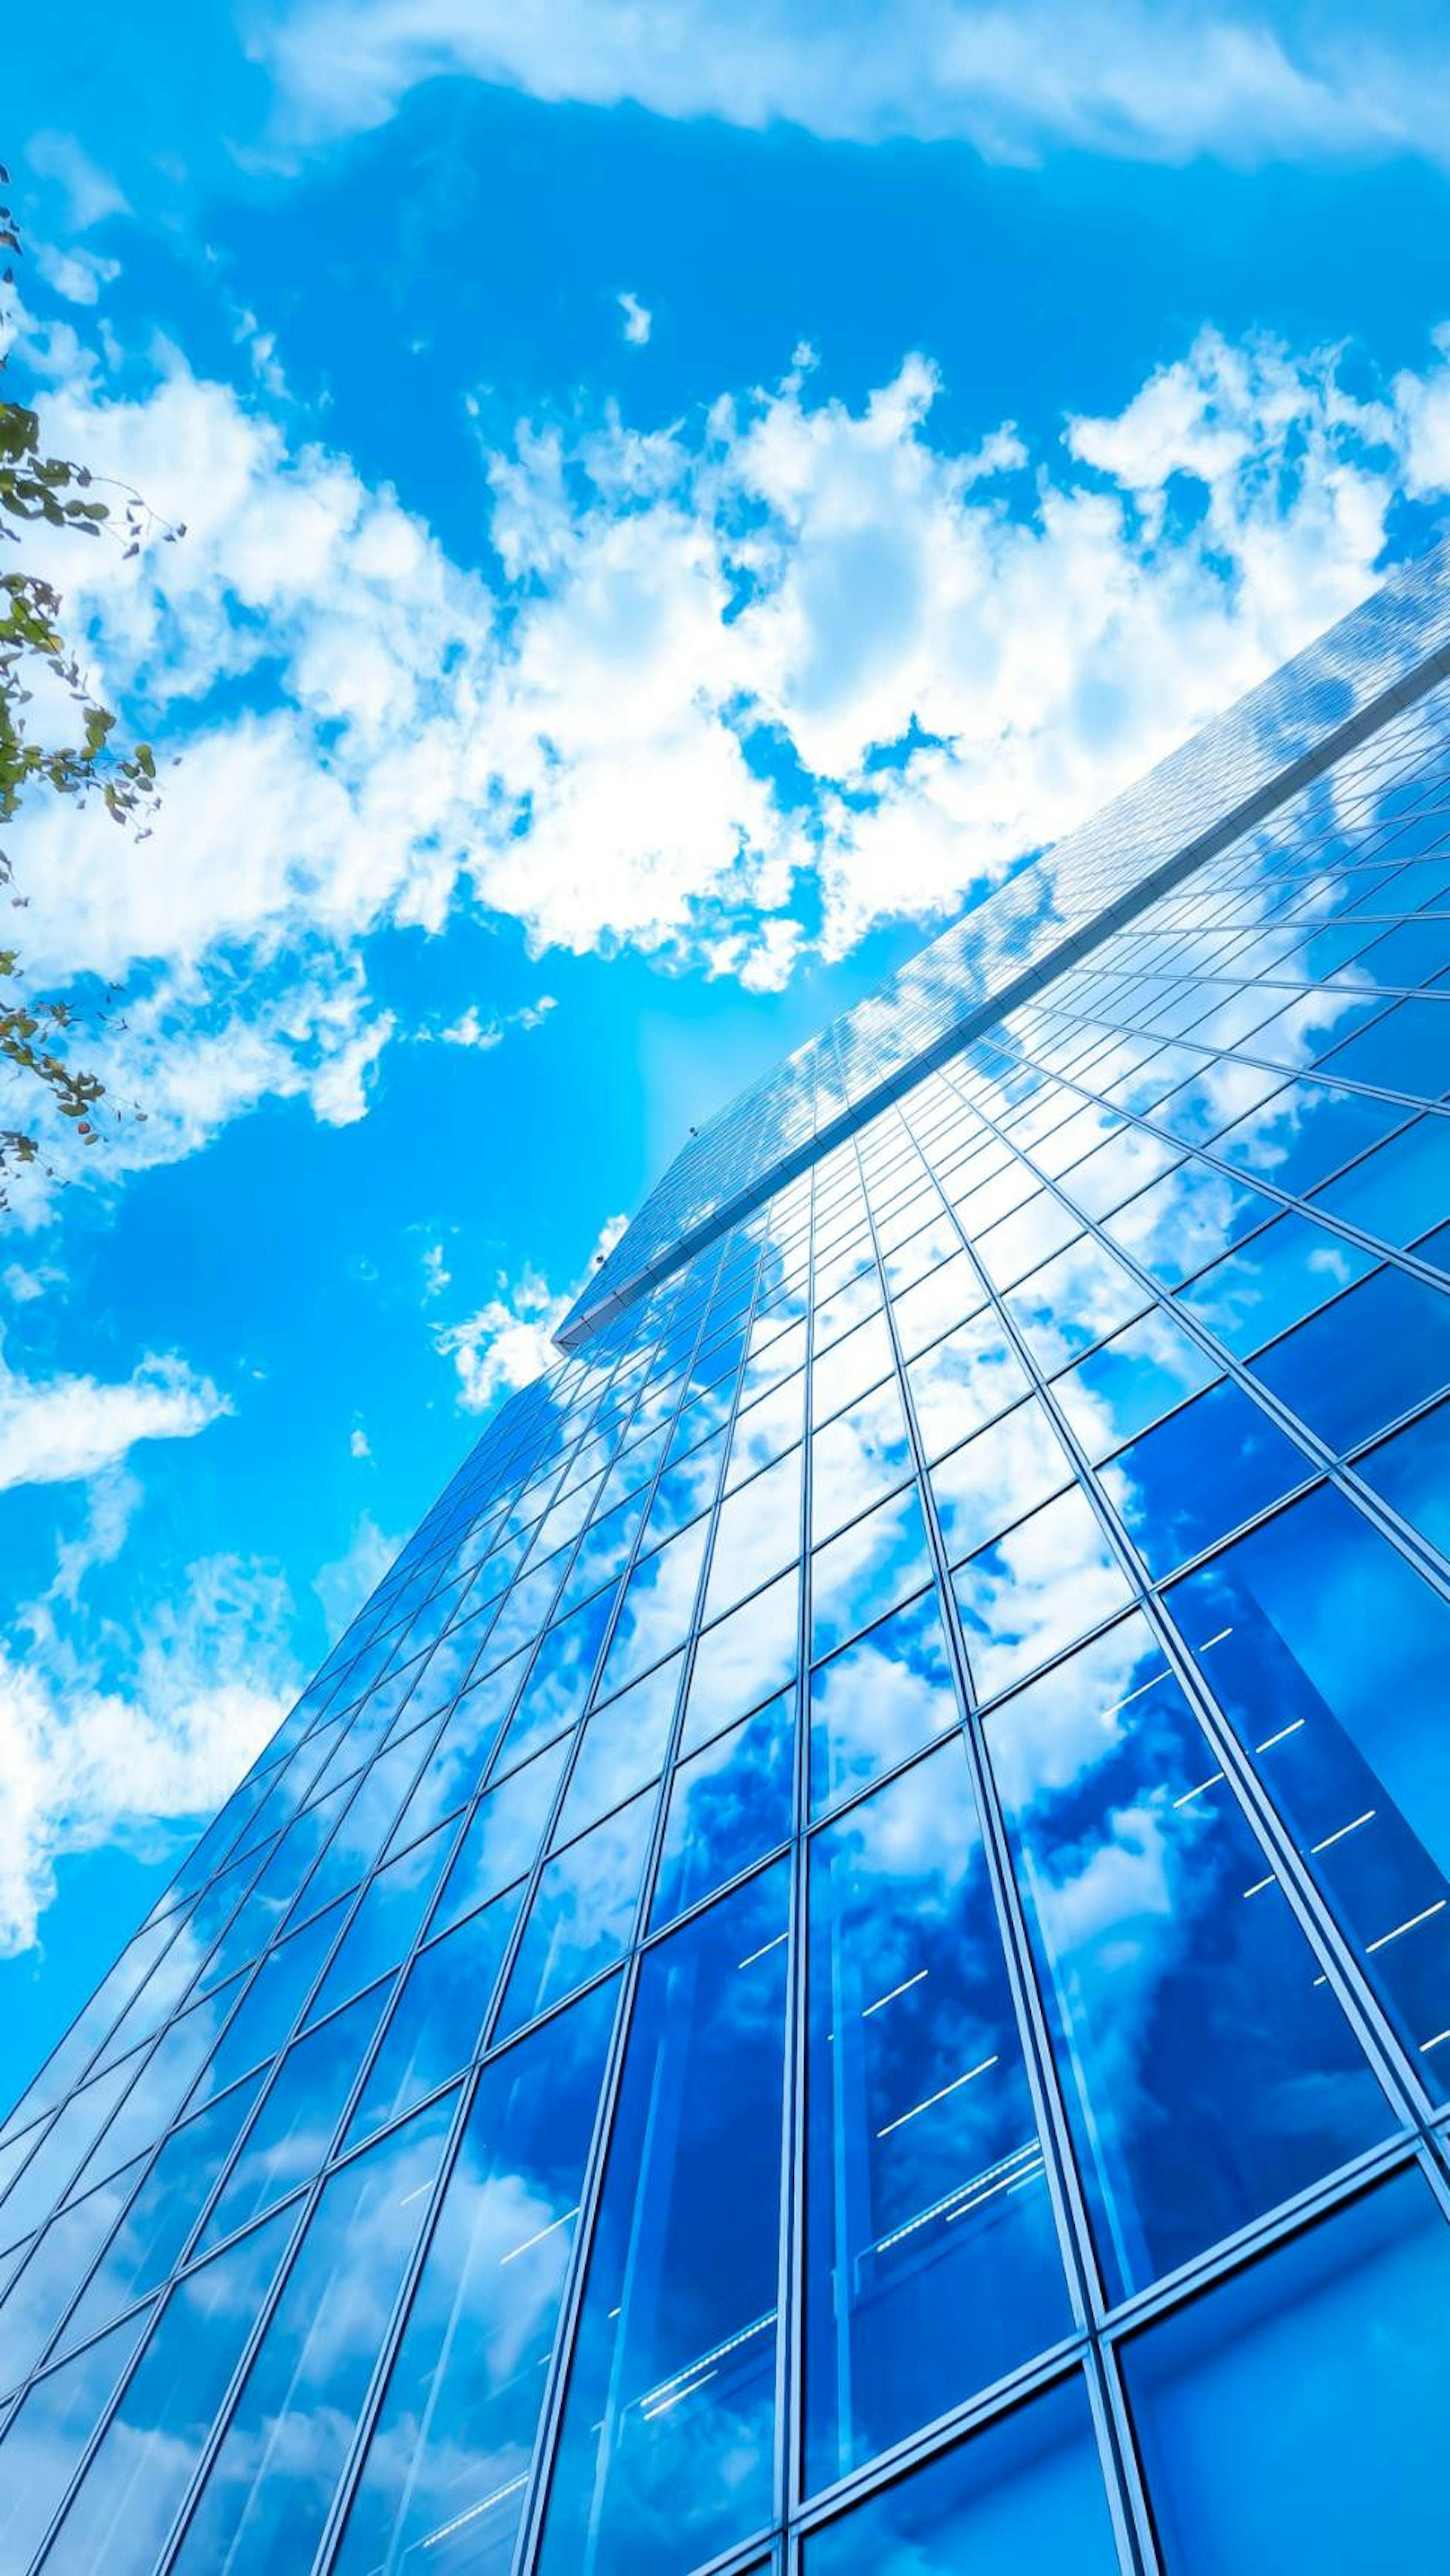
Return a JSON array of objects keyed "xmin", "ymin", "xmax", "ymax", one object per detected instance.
[{"xmin": 1, "ymin": 165, "xmax": 178, "ymax": 1201}]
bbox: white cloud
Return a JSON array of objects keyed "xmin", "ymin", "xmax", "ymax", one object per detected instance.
[
  {"xmin": 30, "ymin": 242, "xmax": 121, "ymax": 306},
  {"xmin": 436, "ymin": 993, "xmax": 557, "ymax": 1049},
  {"xmin": 0, "ymin": 1352, "xmax": 229, "ymax": 1490},
  {"xmin": 618, "ymin": 289, "xmax": 652, "ymax": 348},
  {"xmin": 0, "ymin": 1552, "xmax": 298, "ymax": 1958},
  {"xmin": 256, "ymin": 2, "xmax": 1450, "ymax": 172},
  {"xmin": 435, "ymin": 1212, "xmax": 628, "ymax": 1413},
  {"xmin": 349, "ymin": 1423, "xmax": 372, "ymax": 1459},
  {"xmin": 2, "ymin": 1263, "xmax": 65, "ymax": 1307},
  {"xmin": 9, "ymin": 302, "xmax": 1450, "ymax": 1216},
  {"xmin": 26, "ymin": 130, "xmax": 128, "ymax": 230}
]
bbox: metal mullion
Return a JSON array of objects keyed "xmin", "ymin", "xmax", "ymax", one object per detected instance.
[
  {"xmin": 509, "ymin": 1226, "xmax": 780, "ymax": 2576},
  {"xmin": 922, "ymin": 1065, "xmax": 1449, "ymax": 2125},
  {"xmin": 163, "ymin": 1279, "xmax": 708, "ymax": 2576},
  {"xmin": 874, "ymin": 1113, "xmax": 1168, "ymax": 2575},
  {"xmin": 782, "ymin": 1162, "xmax": 819, "ymax": 2525},
  {"xmin": 844, "ymin": 1120, "xmax": 1113, "ymax": 2344},
  {"xmin": 44, "ymin": 1280, "xmax": 714, "ymax": 2576},
  {"xmin": 935, "ymin": 1053, "xmax": 1450, "ymax": 1616}
]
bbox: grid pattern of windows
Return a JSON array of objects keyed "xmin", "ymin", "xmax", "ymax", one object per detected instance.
[{"xmin": 3, "ymin": 572, "xmax": 1450, "ymax": 2571}]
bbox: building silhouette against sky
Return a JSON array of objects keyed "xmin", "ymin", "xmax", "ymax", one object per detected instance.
[{"xmin": 2, "ymin": 544, "xmax": 1450, "ymax": 2572}]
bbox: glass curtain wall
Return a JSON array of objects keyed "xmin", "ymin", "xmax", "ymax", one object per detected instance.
[{"xmin": 2, "ymin": 657, "xmax": 1450, "ymax": 2573}]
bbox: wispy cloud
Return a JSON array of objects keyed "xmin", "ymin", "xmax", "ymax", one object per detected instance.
[
  {"xmin": 618, "ymin": 289, "xmax": 652, "ymax": 347},
  {"xmin": 255, "ymin": 2, "xmax": 1450, "ymax": 172},
  {"xmin": 0, "ymin": 1353, "xmax": 229, "ymax": 1490},
  {"xmin": 435, "ymin": 994, "xmax": 557, "ymax": 1049},
  {"xmin": 433, "ymin": 1212, "xmax": 628, "ymax": 1414}
]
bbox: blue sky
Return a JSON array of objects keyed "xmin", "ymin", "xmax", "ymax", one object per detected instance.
[{"xmin": 3, "ymin": 0, "xmax": 1450, "ymax": 2098}]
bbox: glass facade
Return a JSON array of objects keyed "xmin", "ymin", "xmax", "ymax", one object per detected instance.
[{"xmin": 3, "ymin": 552, "xmax": 1450, "ymax": 2571}]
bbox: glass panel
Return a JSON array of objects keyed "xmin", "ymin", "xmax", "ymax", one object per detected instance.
[
  {"xmin": 908, "ymin": 1312, "xmax": 1031, "ymax": 1462},
  {"xmin": 349, "ymin": 1900, "xmax": 523, "ymax": 2147},
  {"xmin": 1249, "ymin": 1265, "xmax": 1450, "ymax": 1451},
  {"xmin": 988, "ymin": 1614, "xmax": 1392, "ymax": 2296},
  {"xmin": 597, "ymin": 1517, "xmax": 710, "ymax": 1700},
  {"xmin": 1054, "ymin": 1308, "xmax": 1220, "ymax": 1461},
  {"xmin": 172, "ymin": 2096, "xmax": 456, "ymax": 2571},
  {"xmin": 930, "ymin": 1399, "xmax": 1072, "ymax": 1565},
  {"xmin": 811, "ymin": 1484, "xmax": 934, "ymax": 1664},
  {"xmin": 953, "ymin": 1488, "xmax": 1133, "ymax": 1704},
  {"xmin": 207, "ymin": 1982, "xmax": 394, "ymax": 2242},
  {"xmin": 430, "ymin": 1739, "xmax": 570, "ymax": 1938},
  {"xmin": 1171, "ymin": 1488, "xmax": 1450, "ymax": 2081},
  {"xmin": 1101, "ymin": 1381, "xmax": 1310, "ymax": 1577},
  {"xmin": 810, "ymin": 1586, "xmax": 958, "ymax": 1816},
  {"xmin": 805, "ymin": 1741, "xmax": 1069, "ymax": 2490},
  {"xmin": 0, "ymin": 2159, "xmax": 143, "ymax": 2392},
  {"xmin": 59, "ymin": 2077, "xmax": 264, "ymax": 2356},
  {"xmin": 803, "ymin": 2373, "xmax": 1120, "ymax": 2573},
  {"xmin": 702, "ymin": 1447, "xmax": 802, "ymax": 1622},
  {"xmin": 552, "ymin": 1654, "xmax": 681, "ymax": 1845},
  {"xmin": 497, "ymin": 1592, "xmax": 616, "ymax": 1774},
  {"xmin": 890, "ymin": 1249, "xmax": 983, "ymax": 1358},
  {"xmin": 652, "ymin": 1693, "xmax": 795, "ymax": 1928},
  {"xmin": 680, "ymin": 1569, "xmax": 799, "ymax": 1756},
  {"xmin": 726, "ymin": 1371, "xmax": 805, "ymax": 1489},
  {"xmin": 1124, "ymin": 2169, "xmax": 1450, "ymax": 2571},
  {"xmin": 1176, "ymin": 1210, "xmax": 1376, "ymax": 1357},
  {"xmin": 812, "ymin": 1313, "xmax": 893, "ymax": 1422},
  {"xmin": 305, "ymin": 1822, "xmax": 455, "ymax": 2028},
  {"xmin": 1004, "ymin": 1235, "xmax": 1148, "ymax": 1371},
  {"xmin": 335, "ymin": 1982, "xmax": 617, "ymax": 2576},
  {"xmin": 0, "ymin": 2306, "xmax": 155, "ymax": 2572},
  {"xmin": 497, "ymin": 1787, "xmax": 657, "ymax": 2036},
  {"xmin": 811, "ymin": 1378, "xmax": 912, "ymax": 1546},
  {"xmin": 43, "ymin": 2205, "xmax": 297, "ymax": 2573},
  {"xmin": 1356, "ymin": 1396, "xmax": 1450, "ymax": 1557},
  {"xmin": 537, "ymin": 1864, "xmax": 790, "ymax": 2576}
]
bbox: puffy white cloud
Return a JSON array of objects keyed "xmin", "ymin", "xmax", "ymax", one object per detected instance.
[
  {"xmin": 435, "ymin": 1214, "xmax": 628, "ymax": 1413},
  {"xmin": 10, "ymin": 298, "xmax": 1450, "ymax": 1218},
  {"xmin": 30, "ymin": 242, "xmax": 121, "ymax": 306},
  {"xmin": 349, "ymin": 1423, "xmax": 372, "ymax": 1459},
  {"xmin": 0, "ymin": 1552, "xmax": 298, "ymax": 1957},
  {"xmin": 255, "ymin": 0, "xmax": 1450, "ymax": 171},
  {"xmin": 0, "ymin": 1351, "xmax": 229, "ymax": 1490}
]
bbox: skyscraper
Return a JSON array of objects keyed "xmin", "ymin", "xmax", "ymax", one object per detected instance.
[{"xmin": 2, "ymin": 539, "xmax": 1450, "ymax": 2574}]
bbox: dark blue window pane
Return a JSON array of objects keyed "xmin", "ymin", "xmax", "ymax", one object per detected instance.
[
  {"xmin": 1176, "ymin": 1212, "xmax": 1376, "ymax": 1357},
  {"xmin": 680, "ymin": 1568, "xmax": 798, "ymax": 1754},
  {"xmin": 930, "ymin": 1399, "xmax": 1071, "ymax": 1562},
  {"xmin": 349, "ymin": 1896, "xmax": 523, "ymax": 2146},
  {"xmin": 0, "ymin": 2305, "xmax": 155, "ymax": 2571},
  {"xmin": 954, "ymin": 1489, "xmax": 1132, "ymax": 1704},
  {"xmin": 430, "ymin": 1738, "xmax": 569, "ymax": 1938},
  {"xmin": 59, "ymin": 2076, "xmax": 264, "ymax": 2355},
  {"xmin": 988, "ymin": 1614, "xmax": 1391, "ymax": 2296},
  {"xmin": 652, "ymin": 1691, "xmax": 794, "ymax": 1927},
  {"xmin": 172, "ymin": 2094, "xmax": 456, "ymax": 2571},
  {"xmin": 1125, "ymin": 2170, "xmax": 1450, "ymax": 2571},
  {"xmin": 805, "ymin": 1739, "xmax": 1069, "ymax": 2490},
  {"xmin": 1249, "ymin": 1265, "xmax": 1450, "ymax": 1450},
  {"xmin": 812, "ymin": 1484, "xmax": 933, "ymax": 1662},
  {"xmin": 1355, "ymin": 1396, "xmax": 1450, "ymax": 1556},
  {"xmin": 1054, "ymin": 1310, "xmax": 1219, "ymax": 1460},
  {"xmin": 207, "ymin": 1983, "xmax": 392, "ymax": 2242},
  {"xmin": 497, "ymin": 1786, "xmax": 656, "ymax": 2036},
  {"xmin": 1102, "ymin": 1381, "xmax": 1310, "ymax": 1577},
  {"xmin": 335, "ymin": 1981, "xmax": 617, "ymax": 2576},
  {"xmin": 537, "ymin": 1864, "xmax": 790, "ymax": 2576},
  {"xmin": 1171, "ymin": 1489, "xmax": 1450, "ymax": 2081},
  {"xmin": 1313, "ymin": 1111, "xmax": 1450, "ymax": 1248},
  {"xmin": 810, "ymin": 1586, "xmax": 958, "ymax": 1814},
  {"xmin": 0, "ymin": 2158, "xmax": 143, "ymax": 2392},
  {"xmin": 804, "ymin": 2374, "xmax": 1120, "ymax": 2575},
  {"xmin": 551, "ymin": 1653, "xmax": 681, "ymax": 1843},
  {"xmin": 305, "ymin": 1821, "xmax": 455, "ymax": 2027},
  {"xmin": 1317, "ymin": 993, "xmax": 1450, "ymax": 1095},
  {"xmin": 43, "ymin": 2205, "xmax": 296, "ymax": 2573},
  {"xmin": 499, "ymin": 1591, "xmax": 616, "ymax": 1772}
]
